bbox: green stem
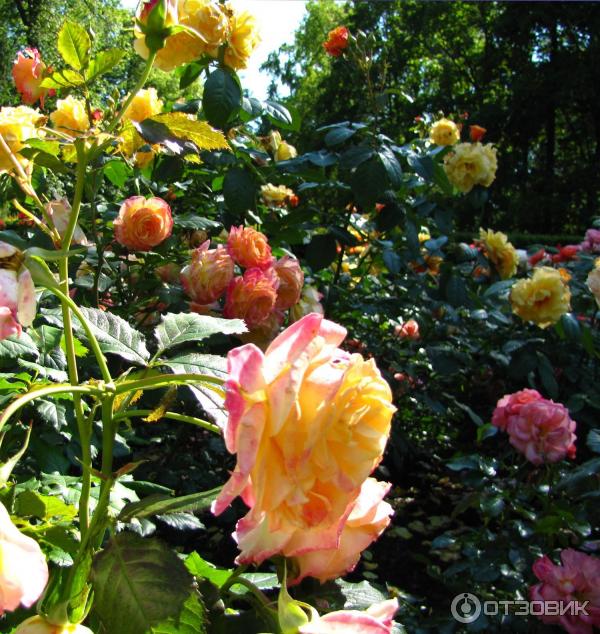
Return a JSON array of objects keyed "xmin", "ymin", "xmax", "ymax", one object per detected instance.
[
  {"xmin": 115, "ymin": 373, "xmax": 224, "ymax": 394},
  {"xmin": 106, "ymin": 53, "xmax": 157, "ymax": 135},
  {"xmin": 112, "ymin": 409, "xmax": 220, "ymax": 434}
]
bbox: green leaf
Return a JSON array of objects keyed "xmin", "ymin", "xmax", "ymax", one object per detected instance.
[
  {"xmin": 85, "ymin": 48, "xmax": 125, "ymax": 82},
  {"xmin": 104, "ymin": 160, "xmax": 132, "ymax": 188},
  {"xmin": 587, "ymin": 429, "xmax": 600, "ymax": 454},
  {"xmin": 179, "ymin": 62, "xmax": 207, "ymax": 90},
  {"xmin": 184, "ymin": 552, "xmax": 231, "ymax": 587},
  {"xmin": 18, "ymin": 360, "xmax": 68, "ymax": 383},
  {"xmin": 119, "ymin": 488, "xmax": 220, "ymax": 522},
  {"xmin": 57, "ymin": 21, "xmax": 91, "ymax": 70},
  {"xmin": 92, "ymin": 533, "xmax": 193, "ymax": 634},
  {"xmin": 69, "ymin": 308, "xmax": 149, "ymax": 365},
  {"xmin": 202, "ymin": 68, "xmax": 243, "ymax": 129},
  {"xmin": 155, "ymin": 313, "xmax": 246, "ymax": 356},
  {"xmin": 15, "ymin": 489, "xmax": 77, "ymax": 520},
  {"xmin": 223, "ymin": 167, "xmax": 257, "ymax": 215},
  {"xmin": 536, "ymin": 352, "xmax": 559, "ymax": 399},
  {"xmin": 151, "ymin": 593, "xmax": 207, "ymax": 634},
  {"xmin": 263, "ymin": 100, "xmax": 295, "ymax": 130},
  {"xmin": 350, "ymin": 156, "xmax": 389, "ymax": 208},
  {"xmin": 36, "ymin": 398, "xmax": 71, "ymax": 430},
  {"xmin": 324, "ymin": 126, "xmax": 357, "ymax": 147},
  {"xmin": 0, "ymin": 333, "xmax": 39, "ymax": 360},
  {"xmin": 306, "ymin": 233, "xmax": 337, "ymax": 271},
  {"xmin": 333, "ymin": 579, "xmax": 389, "ymax": 610}
]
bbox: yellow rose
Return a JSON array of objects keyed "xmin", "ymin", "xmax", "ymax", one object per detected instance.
[
  {"xmin": 275, "ymin": 140, "xmax": 297, "ymax": 162},
  {"xmin": 260, "ymin": 183, "xmax": 294, "ymax": 206},
  {"xmin": 0, "ymin": 106, "xmax": 45, "ymax": 173},
  {"xmin": 50, "ymin": 96, "xmax": 90, "ymax": 136},
  {"xmin": 186, "ymin": 0, "xmax": 230, "ymax": 54},
  {"xmin": 223, "ymin": 8, "xmax": 260, "ymax": 70},
  {"xmin": 444, "ymin": 142, "xmax": 498, "ymax": 193},
  {"xmin": 479, "ymin": 228, "xmax": 518, "ymax": 279},
  {"xmin": 587, "ymin": 268, "xmax": 600, "ymax": 307},
  {"xmin": 123, "ymin": 88, "xmax": 163, "ymax": 123},
  {"xmin": 429, "ymin": 118, "xmax": 460, "ymax": 146},
  {"xmin": 511, "ymin": 266, "xmax": 571, "ymax": 328}
]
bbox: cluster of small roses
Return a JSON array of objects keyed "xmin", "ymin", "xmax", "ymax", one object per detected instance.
[
  {"xmin": 180, "ymin": 226, "xmax": 314, "ymax": 341},
  {"xmin": 428, "ymin": 117, "xmax": 498, "ymax": 194},
  {"xmin": 492, "ymin": 389, "xmax": 576, "ymax": 465},
  {"xmin": 212, "ymin": 313, "xmax": 396, "ymax": 585}
]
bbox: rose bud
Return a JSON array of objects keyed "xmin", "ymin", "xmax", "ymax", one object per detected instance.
[{"xmin": 114, "ymin": 196, "xmax": 173, "ymax": 251}]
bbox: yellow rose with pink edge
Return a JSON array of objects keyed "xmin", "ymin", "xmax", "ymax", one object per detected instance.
[
  {"xmin": 181, "ymin": 240, "xmax": 234, "ymax": 304},
  {"xmin": 212, "ymin": 313, "xmax": 395, "ymax": 583},
  {"xmin": 511, "ymin": 266, "xmax": 571, "ymax": 328},
  {"xmin": 429, "ymin": 118, "xmax": 460, "ymax": 146},
  {"xmin": 444, "ymin": 142, "xmax": 497, "ymax": 193},
  {"xmin": 50, "ymin": 96, "xmax": 90, "ymax": 136},
  {"xmin": 479, "ymin": 228, "xmax": 518, "ymax": 279}
]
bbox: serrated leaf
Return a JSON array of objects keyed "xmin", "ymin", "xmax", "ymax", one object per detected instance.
[
  {"xmin": 36, "ymin": 398, "xmax": 71, "ymax": 430},
  {"xmin": 151, "ymin": 593, "xmax": 207, "ymax": 634},
  {"xmin": 58, "ymin": 21, "xmax": 91, "ymax": 70},
  {"xmin": 85, "ymin": 48, "xmax": 125, "ymax": 82},
  {"xmin": 0, "ymin": 333, "xmax": 39, "ymax": 360},
  {"xmin": 119, "ymin": 488, "xmax": 221, "ymax": 522},
  {"xmin": 147, "ymin": 113, "xmax": 229, "ymax": 153},
  {"xmin": 155, "ymin": 313, "xmax": 246, "ymax": 356},
  {"xmin": 18, "ymin": 360, "xmax": 68, "ymax": 382},
  {"xmin": 92, "ymin": 533, "xmax": 193, "ymax": 634}
]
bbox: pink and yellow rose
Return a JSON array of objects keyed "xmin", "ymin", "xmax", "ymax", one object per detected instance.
[
  {"xmin": 14, "ymin": 616, "xmax": 93, "ymax": 634},
  {"xmin": 223, "ymin": 267, "xmax": 279, "ymax": 329},
  {"xmin": 300, "ymin": 599, "xmax": 398, "ymax": 634},
  {"xmin": 114, "ymin": 196, "xmax": 173, "ymax": 251},
  {"xmin": 12, "ymin": 48, "xmax": 53, "ymax": 108},
  {"xmin": 180, "ymin": 240, "xmax": 234, "ymax": 304}
]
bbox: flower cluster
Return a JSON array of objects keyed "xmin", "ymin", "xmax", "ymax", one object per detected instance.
[
  {"xmin": 134, "ymin": 0, "xmax": 260, "ymax": 72},
  {"xmin": 478, "ymin": 228, "xmax": 519, "ymax": 279},
  {"xmin": 530, "ymin": 549, "xmax": 600, "ymax": 634},
  {"xmin": 212, "ymin": 313, "xmax": 395, "ymax": 584},
  {"xmin": 492, "ymin": 389, "xmax": 576, "ymax": 465}
]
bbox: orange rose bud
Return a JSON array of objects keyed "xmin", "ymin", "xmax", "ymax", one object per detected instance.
[
  {"xmin": 469, "ymin": 125, "xmax": 487, "ymax": 142},
  {"xmin": 223, "ymin": 267, "xmax": 279, "ymax": 329},
  {"xmin": 227, "ymin": 225, "xmax": 273, "ymax": 269},
  {"xmin": 12, "ymin": 48, "xmax": 53, "ymax": 108},
  {"xmin": 114, "ymin": 196, "xmax": 173, "ymax": 251},
  {"xmin": 180, "ymin": 240, "xmax": 234, "ymax": 304},
  {"xmin": 273, "ymin": 256, "xmax": 304, "ymax": 310},
  {"xmin": 323, "ymin": 26, "xmax": 349, "ymax": 57}
]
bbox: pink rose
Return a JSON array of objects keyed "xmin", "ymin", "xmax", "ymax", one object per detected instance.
[
  {"xmin": 0, "ymin": 502, "xmax": 48, "ymax": 615},
  {"xmin": 395, "ymin": 319, "xmax": 419, "ymax": 340},
  {"xmin": 0, "ymin": 242, "xmax": 36, "ymax": 340},
  {"xmin": 227, "ymin": 225, "xmax": 273, "ymax": 269},
  {"xmin": 223, "ymin": 267, "xmax": 279, "ymax": 329},
  {"xmin": 114, "ymin": 196, "xmax": 173, "ymax": 251},
  {"xmin": 273, "ymin": 256, "xmax": 304, "ymax": 310},
  {"xmin": 299, "ymin": 599, "xmax": 398, "ymax": 634},
  {"xmin": 507, "ymin": 399, "xmax": 576, "ymax": 465},
  {"xmin": 530, "ymin": 549, "xmax": 600, "ymax": 634},
  {"xmin": 180, "ymin": 240, "xmax": 234, "ymax": 304},
  {"xmin": 12, "ymin": 48, "xmax": 53, "ymax": 108},
  {"xmin": 580, "ymin": 228, "xmax": 600, "ymax": 253},
  {"xmin": 492, "ymin": 388, "xmax": 543, "ymax": 431}
]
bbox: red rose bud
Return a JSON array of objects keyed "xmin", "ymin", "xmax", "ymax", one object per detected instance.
[{"xmin": 469, "ymin": 125, "xmax": 487, "ymax": 142}]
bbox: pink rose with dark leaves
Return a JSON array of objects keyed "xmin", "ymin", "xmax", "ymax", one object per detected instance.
[
  {"xmin": 492, "ymin": 388, "xmax": 543, "ymax": 431},
  {"xmin": 580, "ymin": 228, "xmax": 600, "ymax": 254},
  {"xmin": 300, "ymin": 599, "xmax": 398, "ymax": 634}
]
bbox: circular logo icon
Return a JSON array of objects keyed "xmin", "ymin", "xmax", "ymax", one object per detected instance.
[{"xmin": 451, "ymin": 593, "xmax": 481, "ymax": 624}]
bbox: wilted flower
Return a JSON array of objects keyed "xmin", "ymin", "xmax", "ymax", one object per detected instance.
[
  {"xmin": 323, "ymin": 26, "xmax": 349, "ymax": 57},
  {"xmin": 478, "ymin": 228, "xmax": 519, "ymax": 279},
  {"xmin": 469, "ymin": 125, "xmax": 487, "ymax": 142},
  {"xmin": 429, "ymin": 118, "xmax": 460, "ymax": 146},
  {"xmin": 46, "ymin": 198, "xmax": 89, "ymax": 246},
  {"xmin": 0, "ymin": 106, "xmax": 46, "ymax": 174},
  {"xmin": 511, "ymin": 266, "xmax": 571, "ymax": 328},
  {"xmin": 114, "ymin": 196, "xmax": 173, "ymax": 251},
  {"xmin": 223, "ymin": 267, "xmax": 279, "ymax": 328},
  {"xmin": 227, "ymin": 225, "xmax": 272, "ymax": 270},
  {"xmin": 273, "ymin": 256, "xmax": 304, "ymax": 310},
  {"xmin": 299, "ymin": 599, "xmax": 398, "ymax": 634},
  {"xmin": 530, "ymin": 549, "xmax": 600, "ymax": 634},
  {"xmin": 443, "ymin": 142, "xmax": 498, "ymax": 193},
  {"xmin": 123, "ymin": 87, "xmax": 163, "ymax": 123},
  {"xmin": 212, "ymin": 314, "xmax": 395, "ymax": 580},
  {"xmin": 12, "ymin": 48, "xmax": 53, "ymax": 108},
  {"xmin": 49, "ymin": 96, "xmax": 90, "ymax": 136},
  {"xmin": 0, "ymin": 502, "xmax": 48, "ymax": 615},
  {"xmin": 14, "ymin": 616, "xmax": 93, "ymax": 634},
  {"xmin": 181, "ymin": 240, "xmax": 234, "ymax": 304},
  {"xmin": 0, "ymin": 242, "xmax": 36, "ymax": 340}
]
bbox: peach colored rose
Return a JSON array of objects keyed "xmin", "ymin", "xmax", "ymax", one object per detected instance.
[
  {"xmin": 114, "ymin": 196, "xmax": 173, "ymax": 251},
  {"xmin": 492, "ymin": 388, "xmax": 542, "ymax": 431},
  {"xmin": 293, "ymin": 478, "xmax": 393, "ymax": 584},
  {"xmin": 12, "ymin": 48, "xmax": 53, "ymax": 108},
  {"xmin": 223, "ymin": 267, "xmax": 279, "ymax": 328},
  {"xmin": 180, "ymin": 240, "xmax": 234, "ymax": 304},
  {"xmin": 0, "ymin": 502, "xmax": 48, "ymax": 615},
  {"xmin": 300, "ymin": 599, "xmax": 398, "ymax": 634},
  {"xmin": 46, "ymin": 198, "xmax": 89, "ymax": 246},
  {"xmin": 323, "ymin": 26, "xmax": 350, "ymax": 57},
  {"xmin": 273, "ymin": 256, "xmax": 304, "ymax": 310},
  {"xmin": 530, "ymin": 549, "xmax": 600, "ymax": 634},
  {"xmin": 0, "ymin": 242, "xmax": 36, "ymax": 340},
  {"xmin": 14, "ymin": 616, "xmax": 94, "ymax": 634},
  {"xmin": 506, "ymin": 399, "xmax": 576, "ymax": 465},
  {"xmin": 395, "ymin": 319, "xmax": 419, "ymax": 340},
  {"xmin": 227, "ymin": 225, "xmax": 273, "ymax": 269},
  {"xmin": 212, "ymin": 314, "xmax": 395, "ymax": 579}
]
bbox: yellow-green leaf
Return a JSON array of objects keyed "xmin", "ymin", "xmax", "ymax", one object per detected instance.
[
  {"xmin": 58, "ymin": 21, "xmax": 91, "ymax": 71},
  {"xmin": 150, "ymin": 113, "xmax": 229, "ymax": 152}
]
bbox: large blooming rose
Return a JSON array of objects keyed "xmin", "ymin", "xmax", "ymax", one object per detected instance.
[
  {"xmin": 223, "ymin": 8, "xmax": 261, "ymax": 70},
  {"xmin": 429, "ymin": 118, "xmax": 460, "ymax": 146},
  {"xmin": 0, "ymin": 106, "xmax": 45, "ymax": 174},
  {"xmin": 227, "ymin": 225, "xmax": 272, "ymax": 269},
  {"xmin": 443, "ymin": 142, "xmax": 498, "ymax": 193},
  {"xmin": 0, "ymin": 502, "xmax": 48, "ymax": 615},
  {"xmin": 273, "ymin": 256, "xmax": 304, "ymax": 310},
  {"xmin": 49, "ymin": 96, "xmax": 90, "ymax": 136},
  {"xmin": 12, "ymin": 48, "xmax": 53, "ymax": 108},
  {"xmin": 181, "ymin": 240, "xmax": 234, "ymax": 304},
  {"xmin": 492, "ymin": 388, "xmax": 542, "ymax": 431},
  {"xmin": 510, "ymin": 266, "xmax": 571, "ymax": 328},
  {"xmin": 212, "ymin": 314, "xmax": 395, "ymax": 580},
  {"xmin": 114, "ymin": 196, "xmax": 173, "ymax": 251},
  {"xmin": 123, "ymin": 87, "xmax": 163, "ymax": 123},
  {"xmin": 478, "ymin": 228, "xmax": 519, "ymax": 279},
  {"xmin": 223, "ymin": 267, "xmax": 279, "ymax": 329},
  {"xmin": 300, "ymin": 599, "xmax": 398, "ymax": 634},
  {"xmin": 14, "ymin": 616, "xmax": 93, "ymax": 634},
  {"xmin": 530, "ymin": 549, "xmax": 600, "ymax": 634},
  {"xmin": 0, "ymin": 242, "xmax": 36, "ymax": 340}
]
